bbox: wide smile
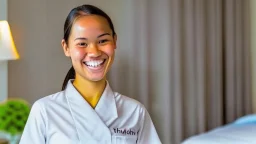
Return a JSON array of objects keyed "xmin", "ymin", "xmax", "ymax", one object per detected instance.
[{"xmin": 83, "ymin": 59, "xmax": 106, "ymax": 70}]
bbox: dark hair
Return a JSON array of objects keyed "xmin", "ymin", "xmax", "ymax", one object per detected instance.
[{"xmin": 62, "ymin": 4, "xmax": 116, "ymax": 90}]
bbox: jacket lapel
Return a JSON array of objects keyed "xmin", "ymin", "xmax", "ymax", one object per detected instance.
[
  {"xmin": 64, "ymin": 80, "xmax": 112, "ymax": 143},
  {"xmin": 95, "ymin": 81, "xmax": 118, "ymax": 126}
]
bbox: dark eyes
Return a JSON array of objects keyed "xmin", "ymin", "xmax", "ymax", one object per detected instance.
[
  {"xmin": 77, "ymin": 39, "xmax": 109, "ymax": 47},
  {"xmin": 98, "ymin": 39, "xmax": 109, "ymax": 44},
  {"xmin": 78, "ymin": 42, "xmax": 87, "ymax": 47}
]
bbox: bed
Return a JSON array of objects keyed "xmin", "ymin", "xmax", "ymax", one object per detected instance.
[{"xmin": 182, "ymin": 114, "xmax": 256, "ymax": 144}]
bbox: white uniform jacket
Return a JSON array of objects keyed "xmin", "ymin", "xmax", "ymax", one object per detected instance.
[{"xmin": 19, "ymin": 80, "xmax": 161, "ymax": 144}]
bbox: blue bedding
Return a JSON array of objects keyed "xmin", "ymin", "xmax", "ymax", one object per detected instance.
[{"xmin": 182, "ymin": 115, "xmax": 256, "ymax": 144}]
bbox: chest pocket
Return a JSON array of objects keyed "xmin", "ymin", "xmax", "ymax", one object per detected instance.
[{"xmin": 112, "ymin": 136, "xmax": 137, "ymax": 144}]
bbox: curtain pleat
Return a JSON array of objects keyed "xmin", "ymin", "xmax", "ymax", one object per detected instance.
[{"xmin": 108, "ymin": 0, "xmax": 252, "ymax": 143}]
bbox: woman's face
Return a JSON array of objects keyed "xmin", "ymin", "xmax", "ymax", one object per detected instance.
[{"xmin": 62, "ymin": 15, "xmax": 117, "ymax": 82}]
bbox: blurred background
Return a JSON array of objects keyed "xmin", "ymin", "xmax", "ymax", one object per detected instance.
[{"xmin": 0, "ymin": 0, "xmax": 256, "ymax": 143}]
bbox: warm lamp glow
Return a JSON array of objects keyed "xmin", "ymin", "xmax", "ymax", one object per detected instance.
[{"xmin": 0, "ymin": 20, "xmax": 19, "ymax": 60}]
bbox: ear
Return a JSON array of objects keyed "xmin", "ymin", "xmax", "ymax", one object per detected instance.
[
  {"xmin": 113, "ymin": 35, "xmax": 117, "ymax": 49},
  {"xmin": 62, "ymin": 39, "xmax": 70, "ymax": 57}
]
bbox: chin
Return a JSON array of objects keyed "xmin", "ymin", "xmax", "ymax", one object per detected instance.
[
  {"xmin": 90, "ymin": 78, "xmax": 103, "ymax": 82},
  {"xmin": 87, "ymin": 76, "xmax": 105, "ymax": 82}
]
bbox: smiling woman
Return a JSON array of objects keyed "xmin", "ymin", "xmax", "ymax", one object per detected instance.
[
  {"xmin": 61, "ymin": 13, "xmax": 117, "ymax": 108},
  {"xmin": 19, "ymin": 4, "xmax": 161, "ymax": 144}
]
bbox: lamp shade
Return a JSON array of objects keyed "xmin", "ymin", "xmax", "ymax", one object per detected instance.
[{"xmin": 0, "ymin": 20, "xmax": 19, "ymax": 60}]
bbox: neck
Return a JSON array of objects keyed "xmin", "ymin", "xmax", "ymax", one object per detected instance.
[
  {"xmin": 73, "ymin": 75, "xmax": 106, "ymax": 99},
  {"xmin": 73, "ymin": 75, "xmax": 106, "ymax": 108}
]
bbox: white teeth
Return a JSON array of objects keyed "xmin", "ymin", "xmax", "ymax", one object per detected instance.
[{"xmin": 85, "ymin": 60, "xmax": 104, "ymax": 67}]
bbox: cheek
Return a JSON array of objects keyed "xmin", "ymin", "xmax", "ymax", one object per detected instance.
[
  {"xmin": 103, "ymin": 46, "xmax": 115, "ymax": 57},
  {"xmin": 70, "ymin": 48, "xmax": 86, "ymax": 60}
]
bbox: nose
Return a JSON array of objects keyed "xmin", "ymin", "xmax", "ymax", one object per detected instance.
[{"xmin": 87, "ymin": 43, "xmax": 101, "ymax": 57}]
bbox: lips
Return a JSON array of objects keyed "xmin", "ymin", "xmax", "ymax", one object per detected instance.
[{"xmin": 83, "ymin": 59, "xmax": 106, "ymax": 70}]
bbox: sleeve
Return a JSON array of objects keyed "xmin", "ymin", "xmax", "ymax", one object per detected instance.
[
  {"xmin": 138, "ymin": 106, "xmax": 162, "ymax": 144},
  {"xmin": 19, "ymin": 101, "xmax": 46, "ymax": 144}
]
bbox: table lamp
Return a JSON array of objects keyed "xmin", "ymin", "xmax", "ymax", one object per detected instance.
[{"xmin": 0, "ymin": 20, "xmax": 19, "ymax": 101}]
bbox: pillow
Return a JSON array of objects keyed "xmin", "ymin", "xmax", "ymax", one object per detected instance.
[{"xmin": 233, "ymin": 114, "xmax": 256, "ymax": 125}]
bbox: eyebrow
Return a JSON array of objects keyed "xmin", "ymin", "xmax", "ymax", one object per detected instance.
[
  {"xmin": 74, "ymin": 33, "xmax": 111, "ymax": 41},
  {"xmin": 97, "ymin": 33, "xmax": 111, "ymax": 38}
]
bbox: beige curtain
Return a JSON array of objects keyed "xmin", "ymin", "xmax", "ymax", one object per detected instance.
[{"xmin": 108, "ymin": 0, "xmax": 252, "ymax": 143}]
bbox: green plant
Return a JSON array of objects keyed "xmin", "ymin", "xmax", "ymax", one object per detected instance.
[{"xmin": 0, "ymin": 99, "xmax": 30, "ymax": 135}]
